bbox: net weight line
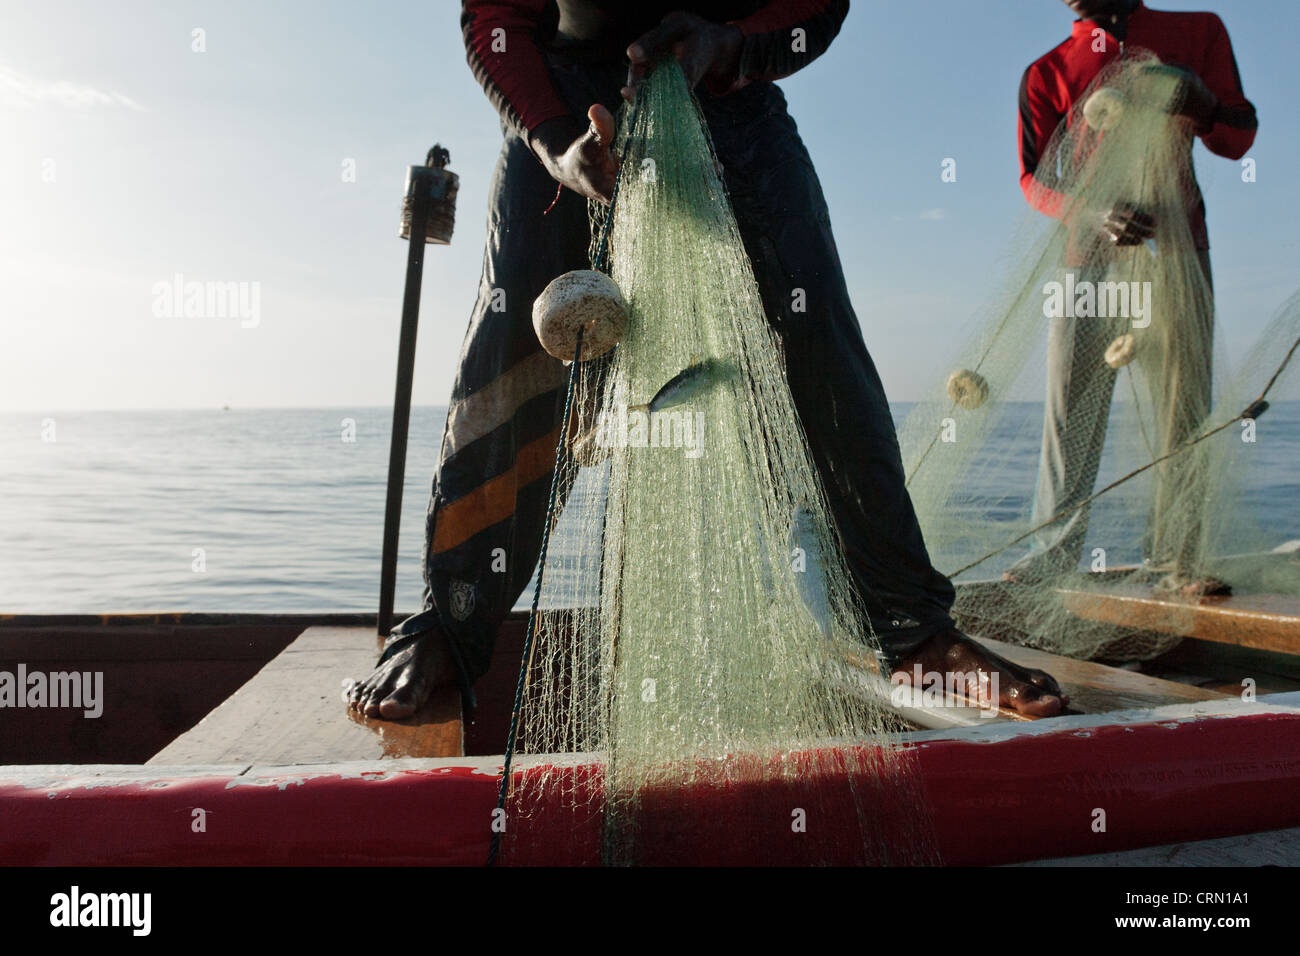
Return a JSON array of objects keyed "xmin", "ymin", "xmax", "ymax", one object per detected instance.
[
  {"xmin": 904, "ymin": 241, "xmax": 1157, "ymax": 489},
  {"xmin": 945, "ymin": 334, "xmax": 1300, "ymax": 579}
]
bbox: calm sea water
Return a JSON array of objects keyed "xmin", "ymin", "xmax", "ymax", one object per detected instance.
[{"xmin": 1, "ymin": 404, "xmax": 1296, "ymax": 613}]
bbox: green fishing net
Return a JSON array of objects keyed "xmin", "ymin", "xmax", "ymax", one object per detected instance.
[
  {"xmin": 896, "ymin": 52, "xmax": 1300, "ymax": 661},
  {"xmin": 499, "ymin": 62, "xmax": 937, "ymax": 866}
]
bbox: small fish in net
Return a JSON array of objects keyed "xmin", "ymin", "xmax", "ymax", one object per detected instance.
[{"xmin": 497, "ymin": 61, "xmax": 940, "ymax": 866}]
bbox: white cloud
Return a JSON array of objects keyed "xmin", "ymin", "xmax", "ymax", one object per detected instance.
[
  {"xmin": 0, "ymin": 65, "xmax": 145, "ymax": 111},
  {"xmin": 918, "ymin": 208, "xmax": 946, "ymax": 221}
]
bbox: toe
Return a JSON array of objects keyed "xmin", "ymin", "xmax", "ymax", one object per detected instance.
[
  {"xmin": 377, "ymin": 695, "xmax": 417, "ymax": 720},
  {"xmin": 360, "ymin": 684, "xmax": 386, "ymax": 717},
  {"xmin": 1006, "ymin": 683, "xmax": 1064, "ymax": 717},
  {"xmin": 1020, "ymin": 693, "xmax": 1064, "ymax": 717},
  {"xmin": 378, "ymin": 675, "xmax": 426, "ymax": 719},
  {"xmin": 1025, "ymin": 667, "xmax": 1063, "ymax": 695}
]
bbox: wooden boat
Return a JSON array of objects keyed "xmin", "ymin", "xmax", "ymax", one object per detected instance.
[{"xmin": 4, "ymin": 581, "xmax": 1300, "ymax": 867}]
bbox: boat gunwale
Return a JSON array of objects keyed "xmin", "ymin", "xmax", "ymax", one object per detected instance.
[{"xmin": 4, "ymin": 693, "xmax": 1300, "ymax": 867}]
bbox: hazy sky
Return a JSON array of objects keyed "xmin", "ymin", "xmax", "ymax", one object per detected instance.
[{"xmin": 2, "ymin": 0, "xmax": 1296, "ymax": 411}]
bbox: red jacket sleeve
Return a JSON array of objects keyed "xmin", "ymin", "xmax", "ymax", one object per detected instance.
[
  {"xmin": 460, "ymin": 1, "xmax": 853, "ymax": 144},
  {"xmin": 1197, "ymin": 14, "xmax": 1258, "ymax": 160},
  {"xmin": 729, "ymin": 0, "xmax": 849, "ymax": 88},
  {"xmin": 461, "ymin": 0, "xmax": 573, "ymax": 147},
  {"xmin": 1017, "ymin": 62, "xmax": 1069, "ymax": 219}
]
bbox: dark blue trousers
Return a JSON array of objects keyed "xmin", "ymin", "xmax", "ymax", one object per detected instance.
[{"xmin": 395, "ymin": 57, "xmax": 956, "ymax": 684}]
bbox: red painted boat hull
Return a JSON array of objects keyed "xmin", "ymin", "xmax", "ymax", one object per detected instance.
[{"xmin": 3, "ymin": 709, "xmax": 1298, "ymax": 866}]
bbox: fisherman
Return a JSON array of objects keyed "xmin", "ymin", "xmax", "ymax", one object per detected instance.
[
  {"xmin": 348, "ymin": 1, "xmax": 1068, "ymax": 721},
  {"xmin": 1008, "ymin": 0, "xmax": 1257, "ymax": 590}
]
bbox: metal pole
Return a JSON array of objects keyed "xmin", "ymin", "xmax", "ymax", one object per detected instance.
[{"xmin": 378, "ymin": 174, "xmax": 432, "ymax": 636}]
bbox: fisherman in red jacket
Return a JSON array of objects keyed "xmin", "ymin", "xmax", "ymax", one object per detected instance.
[
  {"xmin": 347, "ymin": 1, "xmax": 1070, "ymax": 721},
  {"xmin": 1007, "ymin": 0, "xmax": 1257, "ymax": 589}
]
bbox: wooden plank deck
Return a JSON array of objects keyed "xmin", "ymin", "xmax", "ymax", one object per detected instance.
[
  {"xmin": 979, "ymin": 636, "xmax": 1227, "ymax": 714},
  {"xmin": 833, "ymin": 633, "xmax": 1222, "ymax": 721},
  {"xmin": 143, "ymin": 616, "xmax": 1225, "ymax": 768},
  {"xmin": 148, "ymin": 626, "xmax": 463, "ymax": 765},
  {"xmin": 1058, "ymin": 584, "xmax": 1300, "ymax": 655}
]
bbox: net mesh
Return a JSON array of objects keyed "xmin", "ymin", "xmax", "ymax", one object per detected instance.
[
  {"xmin": 499, "ymin": 61, "xmax": 937, "ymax": 866},
  {"xmin": 896, "ymin": 52, "xmax": 1300, "ymax": 661}
]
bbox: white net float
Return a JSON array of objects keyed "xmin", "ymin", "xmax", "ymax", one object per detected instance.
[
  {"xmin": 1083, "ymin": 87, "xmax": 1125, "ymax": 131},
  {"xmin": 532, "ymin": 270, "xmax": 628, "ymax": 362},
  {"xmin": 946, "ymin": 368, "xmax": 990, "ymax": 410},
  {"xmin": 1104, "ymin": 332, "xmax": 1138, "ymax": 368}
]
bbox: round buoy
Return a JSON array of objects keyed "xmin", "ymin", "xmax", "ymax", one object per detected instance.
[
  {"xmin": 1083, "ymin": 87, "xmax": 1125, "ymax": 131},
  {"xmin": 1104, "ymin": 333, "xmax": 1138, "ymax": 369},
  {"xmin": 532, "ymin": 270, "xmax": 628, "ymax": 362},
  {"xmin": 946, "ymin": 369, "xmax": 990, "ymax": 410}
]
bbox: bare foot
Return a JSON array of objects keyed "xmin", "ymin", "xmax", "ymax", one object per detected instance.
[
  {"xmin": 891, "ymin": 628, "xmax": 1068, "ymax": 718},
  {"xmin": 345, "ymin": 631, "xmax": 456, "ymax": 720},
  {"xmin": 1155, "ymin": 573, "xmax": 1232, "ymax": 600}
]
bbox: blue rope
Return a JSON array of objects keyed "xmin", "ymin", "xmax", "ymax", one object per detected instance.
[{"xmin": 487, "ymin": 90, "xmax": 646, "ymax": 867}]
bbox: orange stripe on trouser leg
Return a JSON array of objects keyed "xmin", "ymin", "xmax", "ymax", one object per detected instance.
[{"xmin": 431, "ymin": 427, "xmax": 563, "ymax": 555}]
